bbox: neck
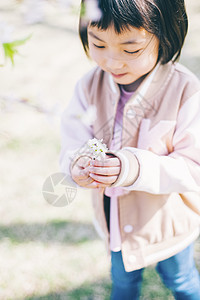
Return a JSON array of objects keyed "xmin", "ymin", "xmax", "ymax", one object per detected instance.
[{"xmin": 122, "ymin": 74, "xmax": 147, "ymax": 92}]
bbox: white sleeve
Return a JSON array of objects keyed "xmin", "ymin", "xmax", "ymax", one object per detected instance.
[
  {"xmin": 124, "ymin": 91, "xmax": 200, "ymax": 194},
  {"xmin": 59, "ymin": 80, "xmax": 93, "ymax": 179}
]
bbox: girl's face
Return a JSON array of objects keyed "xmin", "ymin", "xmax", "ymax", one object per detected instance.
[{"xmin": 88, "ymin": 25, "xmax": 160, "ymax": 90}]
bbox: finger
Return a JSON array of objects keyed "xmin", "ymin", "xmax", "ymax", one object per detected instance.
[
  {"xmin": 85, "ymin": 181, "xmax": 100, "ymax": 188},
  {"xmin": 73, "ymin": 166, "xmax": 89, "ymax": 180},
  {"xmin": 77, "ymin": 156, "xmax": 91, "ymax": 168},
  {"xmin": 85, "ymin": 181, "xmax": 111, "ymax": 189},
  {"xmin": 90, "ymin": 157, "xmax": 120, "ymax": 167},
  {"xmin": 105, "ymin": 154, "xmax": 116, "ymax": 159},
  {"xmin": 89, "ymin": 173, "xmax": 118, "ymax": 184},
  {"xmin": 78, "ymin": 176, "xmax": 94, "ymax": 186},
  {"xmin": 88, "ymin": 166, "xmax": 120, "ymax": 176}
]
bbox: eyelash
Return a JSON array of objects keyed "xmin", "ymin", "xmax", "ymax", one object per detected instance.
[
  {"xmin": 93, "ymin": 44, "xmax": 105, "ymax": 49},
  {"xmin": 93, "ymin": 44, "xmax": 141, "ymax": 54},
  {"xmin": 124, "ymin": 50, "xmax": 141, "ymax": 54}
]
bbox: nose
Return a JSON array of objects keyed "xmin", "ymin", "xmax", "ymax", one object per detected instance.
[{"xmin": 105, "ymin": 56, "xmax": 125, "ymax": 71}]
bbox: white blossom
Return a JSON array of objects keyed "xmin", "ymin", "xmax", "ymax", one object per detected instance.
[
  {"xmin": 0, "ymin": 42, "xmax": 5, "ymax": 66},
  {"xmin": 0, "ymin": 92, "xmax": 62, "ymax": 124},
  {"xmin": 86, "ymin": 138, "xmax": 108, "ymax": 160},
  {"xmin": 23, "ymin": 0, "xmax": 45, "ymax": 25},
  {"xmin": 58, "ymin": 0, "xmax": 73, "ymax": 9},
  {"xmin": 0, "ymin": 22, "xmax": 14, "ymax": 44},
  {"xmin": 84, "ymin": 0, "xmax": 102, "ymax": 22}
]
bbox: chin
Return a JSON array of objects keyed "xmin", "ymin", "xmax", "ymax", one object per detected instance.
[{"xmin": 113, "ymin": 77, "xmax": 138, "ymax": 85}]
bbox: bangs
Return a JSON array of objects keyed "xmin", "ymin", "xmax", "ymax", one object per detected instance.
[
  {"xmin": 79, "ymin": 0, "xmax": 188, "ymax": 64},
  {"xmin": 90, "ymin": 0, "xmax": 146, "ymax": 34}
]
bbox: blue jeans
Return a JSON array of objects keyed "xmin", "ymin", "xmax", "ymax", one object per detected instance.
[{"xmin": 111, "ymin": 244, "xmax": 200, "ymax": 299}]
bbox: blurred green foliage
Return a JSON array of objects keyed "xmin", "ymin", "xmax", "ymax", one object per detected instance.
[{"xmin": 1, "ymin": 35, "xmax": 31, "ymax": 66}]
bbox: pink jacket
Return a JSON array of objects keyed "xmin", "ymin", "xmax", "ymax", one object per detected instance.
[{"xmin": 60, "ymin": 61, "xmax": 200, "ymax": 271}]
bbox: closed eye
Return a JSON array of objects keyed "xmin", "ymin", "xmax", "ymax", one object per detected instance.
[
  {"xmin": 93, "ymin": 44, "xmax": 105, "ymax": 49},
  {"xmin": 124, "ymin": 49, "xmax": 141, "ymax": 54}
]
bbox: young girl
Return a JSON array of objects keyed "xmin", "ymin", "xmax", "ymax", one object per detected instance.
[{"xmin": 60, "ymin": 0, "xmax": 200, "ymax": 298}]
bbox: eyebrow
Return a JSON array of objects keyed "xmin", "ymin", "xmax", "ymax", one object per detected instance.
[{"xmin": 88, "ymin": 31, "xmax": 144, "ymax": 45}]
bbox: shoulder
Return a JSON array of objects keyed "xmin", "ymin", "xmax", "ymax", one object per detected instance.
[
  {"xmin": 173, "ymin": 62, "xmax": 200, "ymax": 93},
  {"xmin": 167, "ymin": 63, "xmax": 200, "ymax": 107},
  {"xmin": 76, "ymin": 66, "xmax": 117, "ymax": 104},
  {"xmin": 78, "ymin": 66, "xmax": 105, "ymax": 90},
  {"xmin": 71, "ymin": 66, "xmax": 103, "ymax": 104}
]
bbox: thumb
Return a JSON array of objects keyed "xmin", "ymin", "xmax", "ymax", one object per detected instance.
[{"xmin": 77, "ymin": 156, "xmax": 91, "ymax": 168}]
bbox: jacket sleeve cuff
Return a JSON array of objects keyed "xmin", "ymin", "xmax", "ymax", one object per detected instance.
[{"xmin": 107, "ymin": 149, "xmax": 140, "ymax": 187}]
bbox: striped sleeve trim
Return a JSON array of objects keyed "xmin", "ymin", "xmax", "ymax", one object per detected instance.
[{"xmin": 107, "ymin": 149, "xmax": 140, "ymax": 187}]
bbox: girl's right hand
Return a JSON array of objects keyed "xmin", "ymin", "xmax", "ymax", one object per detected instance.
[{"xmin": 71, "ymin": 156, "xmax": 98, "ymax": 188}]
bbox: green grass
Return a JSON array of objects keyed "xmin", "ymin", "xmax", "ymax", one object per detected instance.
[
  {"xmin": 0, "ymin": 220, "xmax": 98, "ymax": 245},
  {"xmin": 26, "ymin": 279, "xmax": 112, "ymax": 300},
  {"xmin": 141, "ymin": 268, "xmax": 173, "ymax": 299}
]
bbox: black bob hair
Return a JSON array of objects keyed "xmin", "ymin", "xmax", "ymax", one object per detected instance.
[{"xmin": 79, "ymin": 0, "xmax": 188, "ymax": 64}]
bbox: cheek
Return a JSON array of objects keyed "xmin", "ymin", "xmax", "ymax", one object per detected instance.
[
  {"xmin": 132, "ymin": 49, "xmax": 158, "ymax": 71},
  {"xmin": 127, "ymin": 55, "xmax": 156, "ymax": 77},
  {"xmin": 128, "ymin": 57, "xmax": 148, "ymax": 73},
  {"xmin": 135, "ymin": 42, "xmax": 159, "ymax": 71},
  {"xmin": 149, "ymin": 42, "xmax": 159, "ymax": 65},
  {"xmin": 89, "ymin": 47, "xmax": 103, "ymax": 65}
]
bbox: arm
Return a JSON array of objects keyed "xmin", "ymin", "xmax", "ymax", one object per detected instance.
[
  {"xmin": 60, "ymin": 79, "xmax": 121, "ymax": 189},
  {"xmin": 110, "ymin": 91, "xmax": 200, "ymax": 194},
  {"xmin": 59, "ymin": 79, "xmax": 94, "ymax": 183}
]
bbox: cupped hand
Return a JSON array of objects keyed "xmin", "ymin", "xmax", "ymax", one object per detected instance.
[
  {"xmin": 88, "ymin": 155, "xmax": 121, "ymax": 188},
  {"xmin": 71, "ymin": 156, "xmax": 98, "ymax": 188},
  {"xmin": 71, "ymin": 155, "xmax": 121, "ymax": 188}
]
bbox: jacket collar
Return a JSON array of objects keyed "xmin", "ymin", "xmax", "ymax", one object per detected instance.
[
  {"xmin": 106, "ymin": 61, "xmax": 175, "ymax": 106},
  {"xmin": 92, "ymin": 62, "xmax": 175, "ymax": 148}
]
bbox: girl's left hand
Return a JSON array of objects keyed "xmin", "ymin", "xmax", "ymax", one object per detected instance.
[{"xmin": 88, "ymin": 155, "xmax": 121, "ymax": 188}]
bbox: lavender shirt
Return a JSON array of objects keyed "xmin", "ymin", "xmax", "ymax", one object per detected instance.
[{"xmin": 105, "ymin": 86, "xmax": 134, "ymax": 251}]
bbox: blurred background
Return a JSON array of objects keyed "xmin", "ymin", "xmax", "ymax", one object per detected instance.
[{"xmin": 0, "ymin": 0, "xmax": 199, "ymax": 299}]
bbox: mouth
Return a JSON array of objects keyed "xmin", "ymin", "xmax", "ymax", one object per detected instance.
[{"xmin": 111, "ymin": 72, "xmax": 127, "ymax": 79}]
